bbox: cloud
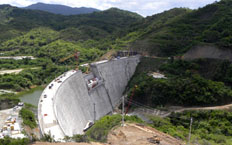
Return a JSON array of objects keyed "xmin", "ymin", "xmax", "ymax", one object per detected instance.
[{"xmin": 0, "ymin": 0, "xmax": 217, "ymax": 16}]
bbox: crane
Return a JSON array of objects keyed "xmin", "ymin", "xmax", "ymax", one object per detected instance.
[{"xmin": 59, "ymin": 51, "xmax": 80, "ymax": 70}]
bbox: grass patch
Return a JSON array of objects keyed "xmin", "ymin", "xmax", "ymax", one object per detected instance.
[
  {"xmin": 71, "ymin": 114, "xmax": 144, "ymax": 143},
  {"xmin": 148, "ymin": 110, "xmax": 232, "ymax": 145},
  {"xmin": 19, "ymin": 107, "xmax": 36, "ymax": 129},
  {"xmin": 0, "ymin": 136, "xmax": 29, "ymax": 145},
  {"xmin": 0, "ymin": 93, "xmax": 20, "ymax": 110}
]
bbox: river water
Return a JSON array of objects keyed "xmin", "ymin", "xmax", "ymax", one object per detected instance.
[{"xmin": 20, "ymin": 88, "xmax": 43, "ymax": 106}]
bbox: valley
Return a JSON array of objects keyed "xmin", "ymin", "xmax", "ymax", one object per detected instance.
[{"xmin": 0, "ymin": 0, "xmax": 232, "ymax": 145}]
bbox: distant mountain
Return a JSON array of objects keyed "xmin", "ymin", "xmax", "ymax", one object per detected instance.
[
  {"xmin": 0, "ymin": 4, "xmax": 143, "ymax": 43},
  {"xmin": 24, "ymin": 2, "xmax": 100, "ymax": 15}
]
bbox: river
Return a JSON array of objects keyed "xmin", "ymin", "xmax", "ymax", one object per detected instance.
[{"xmin": 20, "ymin": 88, "xmax": 43, "ymax": 107}]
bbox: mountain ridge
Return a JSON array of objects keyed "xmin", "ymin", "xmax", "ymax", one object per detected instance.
[{"xmin": 23, "ymin": 2, "xmax": 100, "ymax": 15}]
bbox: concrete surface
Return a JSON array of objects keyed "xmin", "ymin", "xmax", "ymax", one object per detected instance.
[
  {"xmin": 0, "ymin": 107, "xmax": 25, "ymax": 139},
  {"xmin": 38, "ymin": 70, "xmax": 77, "ymax": 141},
  {"xmin": 38, "ymin": 56, "xmax": 140, "ymax": 140}
]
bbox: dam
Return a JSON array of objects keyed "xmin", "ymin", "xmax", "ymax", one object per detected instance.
[{"xmin": 38, "ymin": 56, "xmax": 140, "ymax": 140}]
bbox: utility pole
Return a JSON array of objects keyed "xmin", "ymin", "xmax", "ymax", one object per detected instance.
[
  {"xmin": 122, "ymin": 95, "xmax": 125, "ymax": 126},
  {"xmin": 188, "ymin": 117, "xmax": 193, "ymax": 145},
  {"xmin": 93, "ymin": 103, "xmax": 96, "ymax": 123}
]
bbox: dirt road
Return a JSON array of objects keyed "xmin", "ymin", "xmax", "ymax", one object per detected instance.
[
  {"xmin": 0, "ymin": 67, "xmax": 40, "ymax": 75},
  {"xmin": 108, "ymin": 123, "xmax": 183, "ymax": 145},
  {"xmin": 0, "ymin": 69, "xmax": 23, "ymax": 75},
  {"xmin": 33, "ymin": 123, "xmax": 184, "ymax": 145}
]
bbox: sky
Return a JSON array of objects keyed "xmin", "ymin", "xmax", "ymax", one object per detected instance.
[{"xmin": 0, "ymin": 0, "xmax": 217, "ymax": 16}]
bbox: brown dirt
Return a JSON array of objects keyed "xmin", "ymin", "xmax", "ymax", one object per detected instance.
[
  {"xmin": 32, "ymin": 123, "xmax": 184, "ymax": 145},
  {"xmin": 24, "ymin": 126, "xmax": 42, "ymax": 140},
  {"xmin": 182, "ymin": 45, "xmax": 232, "ymax": 61},
  {"xmin": 31, "ymin": 142, "xmax": 104, "ymax": 145},
  {"xmin": 108, "ymin": 123, "xmax": 184, "ymax": 145}
]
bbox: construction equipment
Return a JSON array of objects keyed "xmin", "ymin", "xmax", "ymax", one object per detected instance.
[
  {"xmin": 99, "ymin": 50, "xmax": 116, "ymax": 61},
  {"xmin": 125, "ymin": 85, "xmax": 138, "ymax": 114},
  {"xmin": 59, "ymin": 52, "xmax": 80, "ymax": 70},
  {"xmin": 147, "ymin": 135, "xmax": 162, "ymax": 144}
]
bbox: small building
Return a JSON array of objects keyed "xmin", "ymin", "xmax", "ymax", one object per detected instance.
[{"xmin": 149, "ymin": 72, "xmax": 167, "ymax": 79}]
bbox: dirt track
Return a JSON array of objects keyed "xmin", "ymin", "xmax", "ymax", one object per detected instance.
[
  {"xmin": 0, "ymin": 69, "xmax": 23, "ymax": 75},
  {"xmin": 32, "ymin": 123, "xmax": 184, "ymax": 145},
  {"xmin": 164, "ymin": 103, "xmax": 232, "ymax": 117},
  {"xmin": 108, "ymin": 123, "xmax": 183, "ymax": 145}
]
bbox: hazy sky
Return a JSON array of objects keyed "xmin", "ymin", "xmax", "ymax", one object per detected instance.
[{"xmin": 0, "ymin": 0, "xmax": 217, "ymax": 16}]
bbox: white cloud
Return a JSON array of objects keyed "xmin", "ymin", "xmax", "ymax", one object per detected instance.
[{"xmin": 0, "ymin": 0, "xmax": 217, "ymax": 16}]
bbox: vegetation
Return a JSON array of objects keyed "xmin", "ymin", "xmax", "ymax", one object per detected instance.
[
  {"xmin": 0, "ymin": 93, "xmax": 19, "ymax": 110},
  {"xmin": 0, "ymin": 136, "xmax": 29, "ymax": 145},
  {"xmin": 150, "ymin": 110, "xmax": 232, "ymax": 145},
  {"xmin": 160, "ymin": 59, "xmax": 232, "ymax": 87},
  {"xmin": 126, "ymin": 58, "xmax": 232, "ymax": 107},
  {"xmin": 40, "ymin": 132, "xmax": 55, "ymax": 143},
  {"xmin": 0, "ymin": 0, "xmax": 232, "ymax": 144},
  {"xmin": 71, "ymin": 114, "xmax": 143, "ymax": 143},
  {"xmin": 123, "ymin": 0, "xmax": 232, "ymax": 56},
  {"xmin": 129, "ymin": 73, "xmax": 232, "ymax": 107},
  {"xmin": 1, "ymin": 0, "xmax": 232, "ymax": 57},
  {"xmin": 0, "ymin": 62, "xmax": 67, "ymax": 91},
  {"xmin": 0, "ymin": 58, "xmax": 40, "ymax": 70},
  {"xmin": 19, "ymin": 107, "xmax": 37, "ymax": 129}
]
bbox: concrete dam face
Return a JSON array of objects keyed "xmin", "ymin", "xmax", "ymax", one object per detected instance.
[{"xmin": 38, "ymin": 56, "xmax": 140, "ymax": 140}]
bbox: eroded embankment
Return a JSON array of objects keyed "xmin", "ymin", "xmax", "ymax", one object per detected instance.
[{"xmin": 183, "ymin": 45, "xmax": 232, "ymax": 61}]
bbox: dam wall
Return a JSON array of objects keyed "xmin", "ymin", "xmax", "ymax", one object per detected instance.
[
  {"xmin": 54, "ymin": 71, "xmax": 94, "ymax": 136},
  {"xmin": 91, "ymin": 57, "xmax": 140, "ymax": 106},
  {"xmin": 38, "ymin": 56, "xmax": 140, "ymax": 139}
]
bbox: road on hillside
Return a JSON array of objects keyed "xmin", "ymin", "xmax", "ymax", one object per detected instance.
[{"xmin": 0, "ymin": 67, "xmax": 40, "ymax": 75}]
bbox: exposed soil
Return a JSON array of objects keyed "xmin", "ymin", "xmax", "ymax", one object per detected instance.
[
  {"xmin": 31, "ymin": 142, "xmax": 104, "ymax": 145},
  {"xmin": 32, "ymin": 123, "xmax": 184, "ymax": 145},
  {"xmin": 108, "ymin": 123, "xmax": 183, "ymax": 145},
  {"xmin": 182, "ymin": 45, "xmax": 232, "ymax": 61}
]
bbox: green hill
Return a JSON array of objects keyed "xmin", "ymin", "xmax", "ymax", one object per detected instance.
[
  {"xmin": 0, "ymin": 5, "xmax": 142, "ymax": 43},
  {"xmin": 125, "ymin": 0, "xmax": 232, "ymax": 56}
]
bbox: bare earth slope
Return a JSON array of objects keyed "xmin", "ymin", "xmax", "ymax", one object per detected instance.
[
  {"xmin": 32, "ymin": 123, "xmax": 183, "ymax": 145},
  {"xmin": 183, "ymin": 45, "xmax": 232, "ymax": 61}
]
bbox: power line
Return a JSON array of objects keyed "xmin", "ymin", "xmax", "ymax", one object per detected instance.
[{"xmin": 123, "ymin": 97, "xmax": 192, "ymax": 120}]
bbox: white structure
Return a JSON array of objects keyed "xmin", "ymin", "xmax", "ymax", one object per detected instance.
[{"xmin": 38, "ymin": 56, "xmax": 140, "ymax": 140}]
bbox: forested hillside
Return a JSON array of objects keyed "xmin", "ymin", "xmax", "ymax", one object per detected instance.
[
  {"xmin": 1, "ymin": 1, "xmax": 232, "ymax": 144},
  {"xmin": 126, "ymin": 0, "xmax": 232, "ymax": 56},
  {"xmin": 0, "ymin": 5, "xmax": 142, "ymax": 93},
  {"xmin": 0, "ymin": 5, "xmax": 142, "ymax": 43},
  {"xmin": 2, "ymin": 0, "xmax": 232, "ymax": 58}
]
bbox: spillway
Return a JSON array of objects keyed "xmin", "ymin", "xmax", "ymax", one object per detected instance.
[{"xmin": 38, "ymin": 56, "xmax": 140, "ymax": 140}]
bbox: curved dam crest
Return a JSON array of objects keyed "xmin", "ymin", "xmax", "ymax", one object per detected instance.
[{"xmin": 38, "ymin": 56, "xmax": 140, "ymax": 140}]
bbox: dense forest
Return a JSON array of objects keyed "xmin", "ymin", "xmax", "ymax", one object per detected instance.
[
  {"xmin": 1, "ymin": 0, "xmax": 232, "ymax": 57},
  {"xmin": 128, "ymin": 58, "xmax": 232, "ymax": 107},
  {"xmin": 126, "ymin": 0, "xmax": 232, "ymax": 56},
  {"xmin": 150, "ymin": 110, "xmax": 232, "ymax": 145}
]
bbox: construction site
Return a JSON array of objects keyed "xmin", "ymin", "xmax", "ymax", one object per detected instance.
[
  {"xmin": 38, "ymin": 53, "xmax": 141, "ymax": 141},
  {"xmin": 0, "ymin": 103, "xmax": 26, "ymax": 139}
]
